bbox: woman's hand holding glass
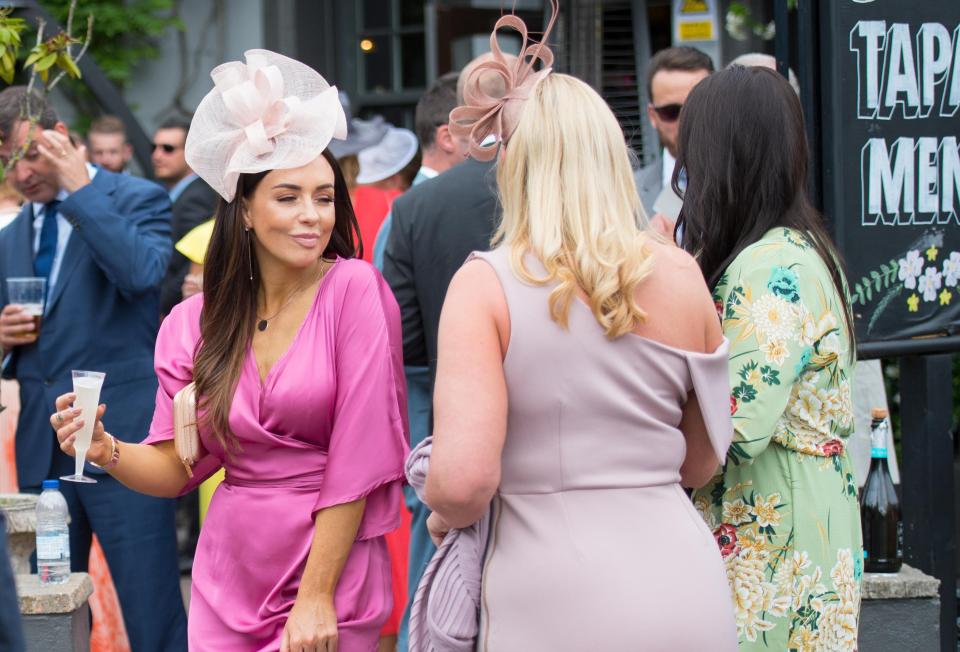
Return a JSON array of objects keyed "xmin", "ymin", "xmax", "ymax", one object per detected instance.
[{"xmin": 50, "ymin": 392, "xmax": 111, "ymax": 467}]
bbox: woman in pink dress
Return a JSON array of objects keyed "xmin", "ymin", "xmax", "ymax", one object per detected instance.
[{"xmin": 49, "ymin": 50, "xmax": 409, "ymax": 651}]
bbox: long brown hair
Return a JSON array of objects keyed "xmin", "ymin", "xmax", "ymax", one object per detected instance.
[
  {"xmin": 675, "ymin": 66, "xmax": 854, "ymax": 352},
  {"xmin": 193, "ymin": 149, "xmax": 360, "ymax": 451}
]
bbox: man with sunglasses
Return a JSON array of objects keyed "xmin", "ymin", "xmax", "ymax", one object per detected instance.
[
  {"xmin": 151, "ymin": 115, "xmax": 217, "ymax": 315},
  {"xmin": 635, "ymin": 47, "xmax": 714, "ymax": 228}
]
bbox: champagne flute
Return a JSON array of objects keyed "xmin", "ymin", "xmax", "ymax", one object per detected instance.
[{"xmin": 60, "ymin": 370, "xmax": 106, "ymax": 484}]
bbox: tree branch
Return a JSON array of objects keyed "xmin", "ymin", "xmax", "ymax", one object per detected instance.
[{"xmin": 47, "ymin": 14, "xmax": 93, "ymax": 92}]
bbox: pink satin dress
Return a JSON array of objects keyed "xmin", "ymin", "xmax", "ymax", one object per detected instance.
[{"xmin": 143, "ymin": 258, "xmax": 409, "ymax": 651}]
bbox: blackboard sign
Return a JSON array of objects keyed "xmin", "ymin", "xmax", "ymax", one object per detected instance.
[{"xmin": 821, "ymin": 0, "xmax": 960, "ymax": 346}]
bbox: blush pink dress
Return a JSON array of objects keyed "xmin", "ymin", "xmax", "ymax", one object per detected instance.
[
  {"xmin": 471, "ymin": 248, "xmax": 738, "ymax": 651},
  {"xmin": 143, "ymin": 258, "xmax": 409, "ymax": 652}
]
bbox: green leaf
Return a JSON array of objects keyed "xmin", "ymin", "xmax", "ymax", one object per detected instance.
[
  {"xmin": 23, "ymin": 49, "xmax": 43, "ymax": 68},
  {"xmin": 34, "ymin": 52, "xmax": 58, "ymax": 72},
  {"xmin": 57, "ymin": 53, "xmax": 81, "ymax": 79}
]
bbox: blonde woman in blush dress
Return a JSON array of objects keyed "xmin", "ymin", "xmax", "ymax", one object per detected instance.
[{"xmin": 420, "ymin": 22, "xmax": 739, "ymax": 650}]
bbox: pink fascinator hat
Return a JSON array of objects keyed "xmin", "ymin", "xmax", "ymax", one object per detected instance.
[
  {"xmin": 185, "ymin": 49, "xmax": 348, "ymax": 202},
  {"xmin": 448, "ymin": 0, "xmax": 558, "ymax": 162}
]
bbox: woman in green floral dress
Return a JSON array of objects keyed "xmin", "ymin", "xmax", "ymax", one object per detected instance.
[{"xmin": 675, "ymin": 66, "xmax": 862, "ymax": 650}]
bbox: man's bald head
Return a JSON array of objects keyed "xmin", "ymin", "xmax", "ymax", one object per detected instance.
[
  {"xmin": 728, "ymin": 52, "xmax": 800, "ymax": 96},
  {"xmin": 457, "ymin": 52, "xmax": 519, "ymax": 104}
]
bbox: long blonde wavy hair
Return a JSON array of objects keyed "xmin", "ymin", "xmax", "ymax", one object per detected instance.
[{"xmin": 494, "ymin": 73, "xmax": 654, "ymax": 339}]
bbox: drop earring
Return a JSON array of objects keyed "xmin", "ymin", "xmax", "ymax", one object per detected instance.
[{"xmin": 245, "ymin": 227, "xmax": 253, "ymax": 281}]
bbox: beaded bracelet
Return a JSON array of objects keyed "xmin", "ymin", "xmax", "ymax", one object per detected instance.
[{"xmin": 92, "ymin": 434, "xmax": 120, "ymax": 470}]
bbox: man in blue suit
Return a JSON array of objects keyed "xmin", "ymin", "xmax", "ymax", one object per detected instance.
[{"xmin": 0, "ymin": 87, "xmax": 187, "ymax": 651}]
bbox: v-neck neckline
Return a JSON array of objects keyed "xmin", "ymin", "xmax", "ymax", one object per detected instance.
[{"xmin": 250, "ymin": 257, "xmax": 340, "ymax": 388}]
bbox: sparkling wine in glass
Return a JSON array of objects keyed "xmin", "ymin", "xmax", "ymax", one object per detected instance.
[{"xmin": 60, "ymin": 370, "xmax": 106, "ymax": 484}]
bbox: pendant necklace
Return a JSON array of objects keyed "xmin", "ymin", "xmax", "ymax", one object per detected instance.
[{"xmin": 256, "ymin": 259, "xmax": 329, "ymax": 332}]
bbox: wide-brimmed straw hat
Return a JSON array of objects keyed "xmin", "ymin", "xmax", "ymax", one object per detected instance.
[
  {"xmin": 328, "ymin": 92, "xmax": 391, "ymax": 159},
  {"xmin": 356, "ymin": 126, "xmax": 419, "ymax": 185}
]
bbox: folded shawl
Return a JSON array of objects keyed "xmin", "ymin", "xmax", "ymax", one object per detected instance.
[{"xmin": 405, "ymin": 437, "xmax": 491, "ymax": 652}]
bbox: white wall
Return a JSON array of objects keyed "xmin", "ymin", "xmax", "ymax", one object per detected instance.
[{"xmin": 124, "ymin": 0, "xmax": 265, "ymax": 134}]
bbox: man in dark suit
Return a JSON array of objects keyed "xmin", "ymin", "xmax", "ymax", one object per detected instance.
[
  {"xmin": 381, "ymin": 54, "xmax": 501, "ymax": 652},
  {"xmin": 0, "ymin": 86, "xmax": 187, "ymax": 651},
  {"xmin": 634, "ymin": 47, "xmax": 713, "ymax": 226},
  {"xmin": 152, "ymin": 115, "xmax": 217, "ymax": 315},
  {"xmin": 383, "ymin": 156, "xmax": 498, "ymax": 406}
]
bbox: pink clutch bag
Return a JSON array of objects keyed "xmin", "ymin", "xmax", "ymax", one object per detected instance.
[{"xmin": 172, "ymin": 382, "xmax": 200, "ymax": 477}]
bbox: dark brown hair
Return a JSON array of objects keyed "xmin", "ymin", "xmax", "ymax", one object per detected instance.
[
  {"xmin": 646, "ymin": 46, "xmax": 714, "ymax": 100},
  {"xmin": 414, "ymin": 71, "xmax": 459, "ymax": 148},
  {"xmin": 193, "ymin": 149, "xmax": 360, "ymax": 450},
  {"xmin": 675, "ymin": 65, "xmax": 854, "ymax": 350},
  {"xmin": 0, "ymin": 86, "xmax": 58, "ymax": 142}
]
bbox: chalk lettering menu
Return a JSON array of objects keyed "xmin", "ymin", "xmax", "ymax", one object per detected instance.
[{"xmin": 821, "ymin": 1, "xmax": 960, "ymax": 344}]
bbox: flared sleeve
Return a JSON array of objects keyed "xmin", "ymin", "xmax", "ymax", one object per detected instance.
[
  {"xmin": 313, "ymin": 263, "xmax": 410, "ymax": 540},
  {"xmin": 141, "ymin": 295, "xmax": 221, "ymax": 494},
  {"xmin": 719, "ymin": 242, "xmax": 834, "ymax": 465},
  {"xmin": 686, "ymin": 338, "xmax": 734, "ymax": 463}
]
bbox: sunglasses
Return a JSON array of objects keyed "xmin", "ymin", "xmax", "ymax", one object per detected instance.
[
  {"xmin": 151, "ymin": 143, "xmax": 182, "ymax": 154},
  {"xmin": 652, "ymin": 103, "xmax": 683, "ymax": 123}
]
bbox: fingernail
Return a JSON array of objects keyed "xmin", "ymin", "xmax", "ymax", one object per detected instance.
[
  {"xmin": 76, "ymin": 419, "xmax": 84, "ymax": 427},
  {"xmin": 69, "ymin": 408, "xmax": 81, "ymax": 416}
]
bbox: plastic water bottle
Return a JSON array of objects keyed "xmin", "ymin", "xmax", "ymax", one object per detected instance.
[{"xmin": 35, "ymin": 479, "xmax": 70, "ymax": 584}]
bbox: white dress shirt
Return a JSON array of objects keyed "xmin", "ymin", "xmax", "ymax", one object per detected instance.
[
  {"xmin": 661, "ymin": 149, "xmax": 677, "ymax": 190},
  {"xmin": 418, "ymin": 166, "xmax": 438, "ymax": 180}
]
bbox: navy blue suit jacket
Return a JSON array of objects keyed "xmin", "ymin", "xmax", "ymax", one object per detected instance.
[{"xmin": 0, "ymin": 169, "xmax": 172, "ymax": 489}]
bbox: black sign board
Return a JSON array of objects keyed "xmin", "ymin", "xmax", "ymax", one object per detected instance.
[{"xmin": 820, "ymin": 0, "xmax": 960, "ymax": 346}]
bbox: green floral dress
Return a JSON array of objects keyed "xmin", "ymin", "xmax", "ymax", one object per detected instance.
[{"xmin": 692, "ymin": 228, "xmax": 862, "ymax": 652}]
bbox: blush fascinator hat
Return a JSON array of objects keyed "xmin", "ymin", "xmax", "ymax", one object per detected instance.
[
  {"xmin": 185, "ymin": 48, "xmax": 348, "ymax": 202},
  {"xmin": 448, "ymin": 0, "xmax": 558, "ymax": 162}
]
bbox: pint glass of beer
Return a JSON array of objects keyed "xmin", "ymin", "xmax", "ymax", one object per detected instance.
[{"xmin": 6, "ymin": 277, "xmax": 46, "ymax": 335}]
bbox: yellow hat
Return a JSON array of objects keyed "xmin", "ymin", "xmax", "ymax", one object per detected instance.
[{"xmin": 175, "ymin": 219, "xmax": 215, "ymax": 265}]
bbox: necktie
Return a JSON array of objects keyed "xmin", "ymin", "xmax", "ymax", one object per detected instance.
[{"xmin": 33, "ymin": 200, "xmax": 61, "ymax": 281}]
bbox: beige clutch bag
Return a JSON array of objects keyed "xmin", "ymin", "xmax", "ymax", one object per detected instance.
[{"xmin": 172, "ymin": 382, "xmax": 200, "ymax": 478}]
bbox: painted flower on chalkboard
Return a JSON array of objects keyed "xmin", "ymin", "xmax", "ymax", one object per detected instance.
[
  {"xmin": 943, "ymin": 252, "xmax": 960, "ymax": 287},
  {"xmin": 918, "ymin": 266, "xmax": 943, "ymax": 302},
  {"xmin": 897, "ymin": 250, "xmax": 923, "ymax": 289}
]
